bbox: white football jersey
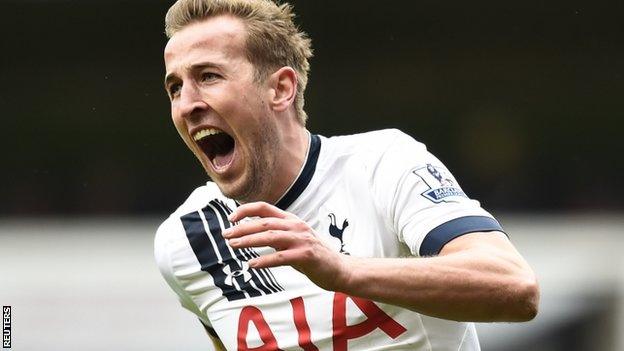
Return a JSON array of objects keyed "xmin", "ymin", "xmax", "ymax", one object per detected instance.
[{"xmin": 155, "ymin": 129, "xmax": 503, "ymax": 351}]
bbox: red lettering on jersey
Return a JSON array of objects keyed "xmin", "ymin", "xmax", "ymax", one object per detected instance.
[
  {"xmin": 332, "ymin": 292, "xmax": 407, "ymax": 351},
  {"xmin": 237, "ymin": 306, "xmax": 283, "ymax": 351},
  {"xmin": 290, "ymin": 297, "xmax": 320, "ymax": 351}
]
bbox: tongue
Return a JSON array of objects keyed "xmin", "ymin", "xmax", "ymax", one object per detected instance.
[{"xmin": 212, "ymin": 148, "xmax": 234, "ymax": 169}]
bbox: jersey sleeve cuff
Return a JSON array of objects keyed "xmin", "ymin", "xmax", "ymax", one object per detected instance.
[{"xmin": 419, "ymin": 216, "xmax": 504, "ymax": 256}]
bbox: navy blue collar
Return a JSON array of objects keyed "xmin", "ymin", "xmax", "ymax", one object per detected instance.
[{"xmin": 275, "ymin": 134, "xmax": 321, "ymax": 210}]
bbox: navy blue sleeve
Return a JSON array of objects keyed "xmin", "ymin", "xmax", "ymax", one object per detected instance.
[{"xmin": 419, "ymin": 216, "xmax": 504, "ymax": 256}]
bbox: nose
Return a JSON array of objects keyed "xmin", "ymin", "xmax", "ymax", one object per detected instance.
[{"xmin": 177, "ymin": 82, "xmax": 208, "ymax": 120}]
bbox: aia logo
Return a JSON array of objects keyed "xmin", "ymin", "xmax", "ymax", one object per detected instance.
[
  {"xmin": 237, "ymin": 294, "xmax": 406, "ymax": 351},
  {"xmin": 328, "ymin": 213, "xmax": 349, "ymax": 254}
]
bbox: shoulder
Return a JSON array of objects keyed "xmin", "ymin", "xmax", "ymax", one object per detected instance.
[
  {"xmin": 155, "ymin": 182, "xmax": 231, "ymax": 252},
  {"xmin": 323, "ymin": 128, "xmax": 425, "ymax": 154},
  {"xmin": 171, "ymin": 182, "xmax": 226, "ymax": 218},
  {"xmin": 320, "ymin": 129, "xmax": 428, "ymax": 173}
]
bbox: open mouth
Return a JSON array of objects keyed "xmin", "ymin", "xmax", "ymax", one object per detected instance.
[{"xmin": 193, "ymin": 128, "xmax": 236, "ymax": 170}]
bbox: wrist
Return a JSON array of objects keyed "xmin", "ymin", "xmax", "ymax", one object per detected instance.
[{"xmin": 334, "ymin": 254, "xmax": 361, "ymax": 294}]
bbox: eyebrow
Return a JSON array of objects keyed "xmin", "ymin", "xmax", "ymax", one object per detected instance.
[{"xmin": 163, "ymin": 61, "xmax": 225, "ymax": 90}]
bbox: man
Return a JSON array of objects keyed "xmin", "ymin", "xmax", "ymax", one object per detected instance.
[{"xmin": 155, "ymin": 0, "xmax": 539, "ymax": 350}]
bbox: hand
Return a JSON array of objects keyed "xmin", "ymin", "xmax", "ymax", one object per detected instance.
[{"xmin": 223, "ymin": 202, "xmax": 352, "ymax": 292}]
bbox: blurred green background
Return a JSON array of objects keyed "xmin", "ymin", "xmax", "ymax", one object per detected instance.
[{"xmin": 2, "ymin": 0, "xmax": 622, "ymax": 215}]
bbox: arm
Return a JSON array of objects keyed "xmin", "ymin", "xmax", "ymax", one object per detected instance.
[
  {"xmin": 224, "ymin": 202, "xmax": 539, "ymax": 323},
  {"xmin": 340, "ymin": 231, "xmax": 539, "ymax": 322}
]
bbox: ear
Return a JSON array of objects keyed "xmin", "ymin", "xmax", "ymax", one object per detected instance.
[{"xmin": 268, "ymin": 67, "xmax": 297, "ymax": 113}]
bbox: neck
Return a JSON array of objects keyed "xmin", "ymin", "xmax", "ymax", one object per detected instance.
[{"xmin": 263, "ymin": 125, "xmax": 310, "ymax": 205}]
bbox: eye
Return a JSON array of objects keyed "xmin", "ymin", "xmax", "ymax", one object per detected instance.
[
  {"xmin": 201, "ymin": 72, "xmax": 221, "ymax": 82},
  {"xmin": 168, "ymin": 83, "xmax": 182, "ymax": 98}
]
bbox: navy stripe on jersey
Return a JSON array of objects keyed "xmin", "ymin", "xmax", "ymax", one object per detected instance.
[
  {"xmin": 239, "ymin": 247, "xmax": 283, "ymax": 293},
  {"xmin": 419, "ymin": 216, "xmax": 504, "ymax": 256},
  {"xmin": 276, "ymin": 134, "xmax": 321, "ymax": 210},
  {"xmin": 221, "ymin": 201, "xmax": 285, "ymax": 292},
  {"xmin": 181, "ymin": 211, "xmax": 246, "ymax": 301},
  {"xmin": 243, "ymin": 248, "xmax": 284, "ymax": 291},
  {"xmin": 201, "ymin": 205, "xmax": 263, "ymax": 299},
  {"xmin": 211, "ymin": 200, "xmax": 281, "ymax": 295},
  {"xmin": 181, "ymin": 200, "xmax": 284, "ymax": 302}
]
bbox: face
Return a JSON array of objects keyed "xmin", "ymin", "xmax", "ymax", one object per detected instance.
[{"xmin": 164, "ymin": 15, "xmax": 280, "ymax": 202}]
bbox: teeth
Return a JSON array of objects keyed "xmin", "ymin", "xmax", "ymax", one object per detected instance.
[{"xmin": 193, "ymin": 128, "xmax": 223, "ymax": 141}]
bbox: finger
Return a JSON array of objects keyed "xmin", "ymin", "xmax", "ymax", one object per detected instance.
[
  {"xmin": 222, "ymin": 217, "xmax": 294, "ymax": 239},
  {"xmin": 248, "ymin": 250, "xmax": 301, "ymax": 269},
  {"xmin": 228, "ymin": 230, "xmax": 297, "ymax": 251},
  {"xmin": 228, "ymin": 202, "xmax": 293, "ymax": 222}
]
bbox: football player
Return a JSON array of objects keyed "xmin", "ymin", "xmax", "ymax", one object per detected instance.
[{"xmin": 156, "ymin": 1, "xmax": 539, "ymax": 350}]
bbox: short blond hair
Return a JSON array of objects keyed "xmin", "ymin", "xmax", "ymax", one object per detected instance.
[{"xmin": 165, "ymin": 0, "xmax": 313, "ymax": 124}]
